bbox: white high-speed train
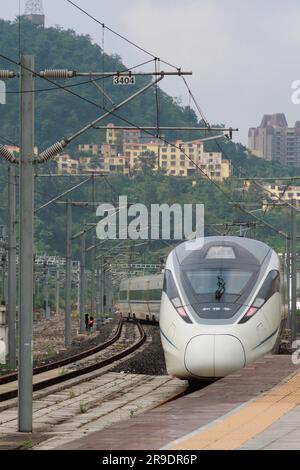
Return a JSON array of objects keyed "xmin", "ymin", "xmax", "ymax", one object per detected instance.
[
  {"xmin": 116, "ymin": 274, "xmax": 163, "ymax": 322},
  {"xmin": 160, "ymin": 236, "xmax": 286, "ymax": 380}
]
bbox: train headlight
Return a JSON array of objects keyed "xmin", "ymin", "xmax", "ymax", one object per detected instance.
[
  {"xmin": 240, "ymin": 306, "xmax": 259, "ymax": 322},
  {"xmin": 163, "ymin": 269, "xmax": 192, "ymax": 324},
  {"xmin": 238, "ymin": 270, "xmax": 280, "ymax": 324}
]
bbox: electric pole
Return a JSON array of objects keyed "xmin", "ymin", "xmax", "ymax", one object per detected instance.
[
  {"xmin": 55, "ymin": 265, "xmax": 60, "ymax": 315},
  {"xmin": 8, "ymin": 166, "xmax": 17, "ymax": 369},
  {"xmin": 24, "ymin": 0, "xmax": 45, "ymax": 27},
  {"xmin": 0, "ymin": 60, "xmax": 195, "ymax": 434},
  {"xmin": 291, "ymin": 203, "xmax": 297, "ymax": 343},
  {"xmin": 90, "ymin": 237, "xmax": 96, "ymax": 317},
  {"xmin": 65, "ymin": 201, "xmax": 72, "ymax": 346},
  {"xmin": 96, "ymin": 254, "xmax": 101, "ymax": 329},
  {"xmin": 18, "ymin": 55, "xmax": 34, "ymax": 433},
  {"xmin": 286, "ymin": 239, "xmax": 291, "ymax": 326},
  {"xmin": 43, "ymin": 260, "xmax": 50, "ymax": 320},
  {"xmin": 79, "ymin": 224, "xmax": 86, "ymax": 334}
]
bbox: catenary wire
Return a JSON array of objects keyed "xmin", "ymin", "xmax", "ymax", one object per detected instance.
[
  {"xmin": 0, "ymin": 51, "xmax": 257, "ymax": 212},
  {"xmin": 0, "ymin": 135, "xmax": 18, "ymax": 146},
  {"xmin": 65, "ymin": 0, "xmax": 179, "ymax": 70},
  {"xmin": 4, "ymin": 59, "xmax": 155, "ymax": 94},
  {"xmin": 0, "ymin": 51, "xmax": 293, "ymax": 234},
  {"xmin": 181, "ymin": 75, "xmax": 300, "ymax": 215}
]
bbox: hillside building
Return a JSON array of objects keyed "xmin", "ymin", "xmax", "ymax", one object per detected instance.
[
  {"xmin": 100, "ymin": 124, "xmax": 231, "ymax": 180},
  {"xmin": 262, "ymin": 184, "xmax": 300, "ymax": 205},
  {"xmin": 60, "ymin": 124, "xmax": 231, "ymax": 179},
  {"xmin": 56, "ymin": 154, "xmax": 107, "ymax": 175},
  {"xmin": 248, "ymin": 114, "xmax": 300, "ymax": 167}
]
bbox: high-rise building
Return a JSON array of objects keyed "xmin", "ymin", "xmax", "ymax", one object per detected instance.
[{"xmin": 248, "ymin": 114, "xmax": 300, "ymax": 166}]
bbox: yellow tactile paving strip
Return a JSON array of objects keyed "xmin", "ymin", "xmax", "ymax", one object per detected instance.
[{"xmin": 171, "ymin": 369, "xmax": 300, "ymax": 450}]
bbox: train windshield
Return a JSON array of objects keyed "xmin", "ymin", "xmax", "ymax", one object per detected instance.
[
  {"xmin": 185, "ymin": 269, "xmax": 253, "ymax": 296},
  {"xmin": 181, "ymin": 267, "xmax": 257, "ymax": 319}
]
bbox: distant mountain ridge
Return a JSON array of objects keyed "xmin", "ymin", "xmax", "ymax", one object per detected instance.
[{"xmin": 0, "ymin": 17, "xmax": 299, "ymax": 181}]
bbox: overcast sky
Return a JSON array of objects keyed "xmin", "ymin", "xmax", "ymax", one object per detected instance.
[{"xmin": 2, "ymin": 0, "xmax": 300, "ymax": 144}]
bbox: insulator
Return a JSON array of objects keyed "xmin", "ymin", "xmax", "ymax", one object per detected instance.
[
  {"xmin": 0, "ymin": 70, "xmax": 15, "ymax": 80},
  {"xmin": 0, "ymin": 145, "xmax": 18, "ymax": 164},
  {"xmin": 37, "ymin": 140, "xmax": 67, "ymax": 163},
  {"xmin": 40, "ymin": 70, "xmax": 76, "ymax": 79}
]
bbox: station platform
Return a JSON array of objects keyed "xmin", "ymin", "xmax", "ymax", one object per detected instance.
[{"xmin": 56, "ymin": 354, "xmax": 300, "ymax": 450}]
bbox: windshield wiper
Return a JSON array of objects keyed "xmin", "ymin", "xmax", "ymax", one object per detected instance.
[{"xmin": 215, "ymin": 275, "xmax": 226, "ymax": 301}]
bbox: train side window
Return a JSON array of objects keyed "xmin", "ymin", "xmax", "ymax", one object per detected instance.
[
  {"xmin": 148, "ymin": 289, "xmax": 162, "ymax": 301},
  {"xmin": 256, "ymin": 270, "xmax": 280, "ymax": 303},
  {"xmin": 163, "ymin": 270, "xmax": 178, "ymax": 299},
  {"xmin": 130, "ymin": 290, "xmax": 147, "ymax": 301},
  {"xmin": 119, "ymin": 290, "xmax": 127, "ymax": 301}
]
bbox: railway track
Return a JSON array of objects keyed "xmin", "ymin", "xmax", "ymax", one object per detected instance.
[
  {"xmin": 0, "ymin": 316, "xmax": 124, "ymax": 386},
  {"xmin": 0, "ymin": 320, "xmax": 146, "ymax": 402}
]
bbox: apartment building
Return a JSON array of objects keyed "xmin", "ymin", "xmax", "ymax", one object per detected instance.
[
  {"xmin": 248, "ymin": 114, "xmax": 300, "ymax": 166},
  {"xmin": 78, "ymin": 143, "xmax": 101, "ymax": 156},
  {"xmin": 123, "ymin": 138, "xmax": 231, "ymax": 181},
  {"xmin": 75, "ymin": 124, "xmax": 231, "ymax": 181},
  {"xmin": 56, "ymin": 154, "xmax": 107, "ymax": 175},
  {"xmin": 106, "ymin": 122, "xmax": 159, "ymax": 145},
  {"xmin": 263, "ymin": 184, "xmax": 300, "ymax": 205},
  {"xmin": 200, "ymin": 149, "xmax": 231, "ymax": 181}
]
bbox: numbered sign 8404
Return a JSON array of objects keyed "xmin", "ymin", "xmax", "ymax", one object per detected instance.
[{"xmin": 113, "ymin": 75, "xmax": 136, "ymax": 85}]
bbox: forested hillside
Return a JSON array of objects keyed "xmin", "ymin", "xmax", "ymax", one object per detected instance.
[
  {"xmin": 0, "ymin": 18, "xmax": 200, "ymax": 148},
  {"xmin": 0, "ymin": 19, "xmax": 298, "ymax": 258}
]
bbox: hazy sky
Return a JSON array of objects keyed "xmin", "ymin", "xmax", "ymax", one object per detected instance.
[{"xmin": 2, "ymin": 0, "xmax": 300, "ymax": 144}]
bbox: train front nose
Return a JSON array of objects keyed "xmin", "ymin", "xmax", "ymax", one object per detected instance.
[{"xmin": 184, "ymin": 334, "xmax": 246, "ymax": 378}]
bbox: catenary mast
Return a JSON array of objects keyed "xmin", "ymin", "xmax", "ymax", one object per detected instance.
[{"xmin": 23, "ymin": 0, "xmax": 45, "ymax": 27}]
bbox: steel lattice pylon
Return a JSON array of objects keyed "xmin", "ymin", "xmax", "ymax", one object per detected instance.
[{"xmin": 24, "ymin": 0, "xmax": 44, "ymax": 15}]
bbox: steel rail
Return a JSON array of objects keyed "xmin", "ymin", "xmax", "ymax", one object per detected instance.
[
  {"xmin": 0, "ymin": 321, "xmax": 146, "ymax": 402},
  {"xmin": 0, "ymin": 316, "xmax": 123, "ymax": 386}
]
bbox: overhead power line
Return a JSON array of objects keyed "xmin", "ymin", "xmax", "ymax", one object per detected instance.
[
  {"xmin": 0, "ymin": 135, "xmax": 18, "ymax": 147},
  {"xmin": 65, "ymin": 0, "xmax": 179, "ymax": 70},
  {"xmin": 11, "ymin": 2, "xmax": 297, "ymax": 222},
  {"xmin": 0, "ymin": 52, "xmax": 240, "ymax": 207},
  {"xmin": 4, "ymin": 59, "xmax": 156, "ymax": 94},
  {"xmin": 181, "ymin": 76, "xmax": 300, "ymax": 215},
  {"xmin": 1, "ymin": 50, "xmax": 269, "ymax": 229}
]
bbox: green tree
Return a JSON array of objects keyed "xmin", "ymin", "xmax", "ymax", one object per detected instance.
[{"xmin": 134, "ymin": 151, "xmax": 157, "ymax": 175}]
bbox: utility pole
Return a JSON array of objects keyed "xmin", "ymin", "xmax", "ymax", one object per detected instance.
[
  {"xmin": 90, "ymin": 237, "xmax": 96, "ymax": 317},
  {"xmin": 291, "ymin": 203, "xmax": 297, "ymax": 343},
  {"xmin": 286, "ymin": 239, "xmax": 291, "ymax": 327},
  {"xmin": 43, "ymin": 261, "xmax": 50, "ymax": 319},
  {"xmin": 100, "ymin": 256, "xmax": 104, "ymax": 320},
  {"xmin": 0, "ymin": 62, "xmax": 196, "ymax": 434},
  {"xmin": 77, "ymin": 268, "xmax": 80, "ymax": 314},
  {"xmin": 55, "ymin": 266, "xmax": 60, "ymax": 315},
  {"xmin": 79, "ymin": 225, "xmax": 86, "ymax": 334},
  {"xmin": 65, "ymin": 202, "xmax": 72, "ymax": 346},
  {"xmin": 1, "ymin": 242, "xmax": 7, "ymax": 304},
  {"xmin": 96, "ymin": 254, "xmax": 101, "ymax": 329},
  {"xmin": 18, "ymin": 55, "xmax": 34, "ymax": 433},
  {"xmin": 2, "ymin": 253, "xmax": 7, "ymax": 305},
  {"xmin": 8, "ymin": 166, "xmax": 17, "ymax": 369},
  {"xmin": 107, "ymin": 270, "xmax": 113, "ymax": 314},
  {"xmin": 103, "ymin": 259, "xmax": 107, "ymax": 317}
]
